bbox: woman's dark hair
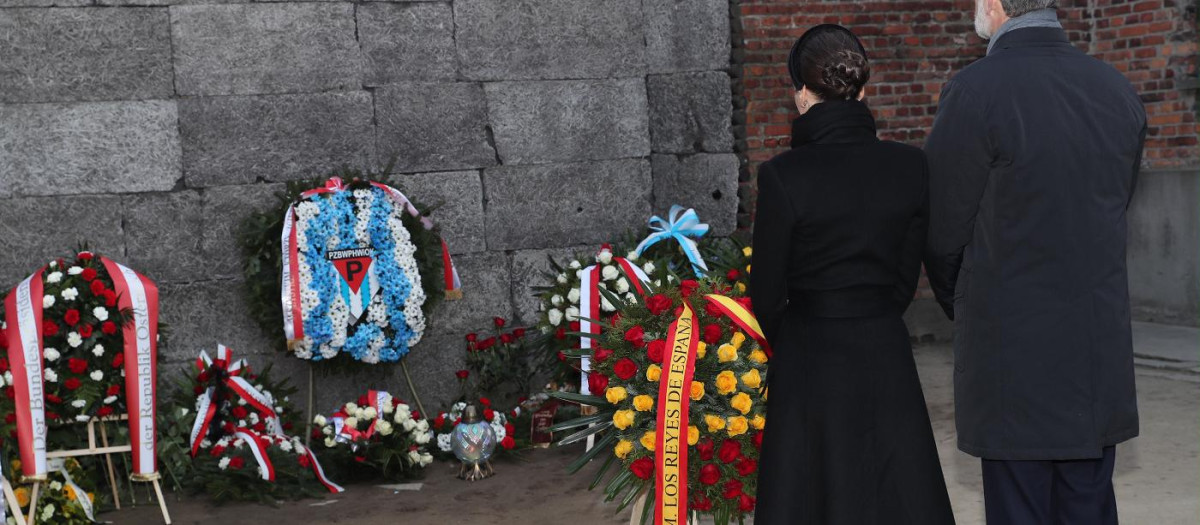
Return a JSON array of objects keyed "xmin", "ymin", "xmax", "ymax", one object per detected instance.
[{"xmin": 787, "ymin": 24, "xmax": 870, "ymax": 101}]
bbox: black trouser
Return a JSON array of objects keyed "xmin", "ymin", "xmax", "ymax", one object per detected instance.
[{"xmin": 982, "ymin": 446, "xmax": 1118, "ymax": 525}]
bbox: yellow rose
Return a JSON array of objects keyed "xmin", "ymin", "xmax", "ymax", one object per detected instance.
[
  {"xmin": 605, "ymin": 386, "xmax": 628, "ymax": 404},
  {"xmin": 748, "ymin": 349, "xmax": 768, "ymax": 364},
  {"xmin": 65, "ymin": 485, "xmax": 77, "ymax": 501},
  {"xmin": 727, "ymin": 416, "xmax": 749, "ymax": 436},
  {"xmin": 736, "ymin": 282, "xmax": 747, "ymax": 293},
  {"xmin": 742, "ymin": 246, "xmax": 753, "ymax": 257},
  {"xmin": 615, "ymin": 439, "xmax": 633, "ymax": 459},
  {"xmin": 641, "ymin": 431, "xmax": 656, "ymax": 451},
  {"xmin": 751, "ymin": 414, "xmax": 766, "ymax": 430},
  {"xmin": 730, "ymin": 392, "xmax": 753, "ymax": 415},
  {"xmin": 705, "ymin": 414, "xmax": 726, "ymax": 432},
  {"xmin": 730, "ymin": 331, "xmax": 747, "ymax": 350},
  {"xmin": 687, "ymin": 425, "xmax": 699, "ymax": 445},
  {"xmin": 745, "ymin": 264, "xmax": 752, "ymax": 273},
  {"xmin": 88, "ymin": 492, "xmax": 95, "ymax": 503},
  {"xmin": 633, "ymin": 395, "xmax": 655, "ymax": 412},
  {"xmin": 696, "ymin": 342, "xmax": 707, "ymax": 359},
  {"xmin": 690, "ymin": 381, "xmax": 705, "ymax": 401},
  {"xmin": 15, "ymin": 487, "xmax": 29, "ymax": 507},
  {"xmin": 715, "ymin": 370, "xmax": 738, "ymax": 395},
  {"xmin": 646, "ymin": 364, "xmax": 661, "ymax": 382},
  {"xmin": 740, "ymin": 369, "xmax": 762, "ymax": 389},
  {"xmin": 613, "ymin": 409, "xmax": 635, "ymax": 430},
  {"xmin": 717, "ymin": 344, "xmax": 738, "ymax": 363}
]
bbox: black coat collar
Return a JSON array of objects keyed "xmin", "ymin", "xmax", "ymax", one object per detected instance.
[
  {"xmin": 790, "ymin": 99, "xmax": 878, "ymax": 147},
  {"xmin": 989, "ymin": 27, "xmax": 1071, "ymax": 55}
]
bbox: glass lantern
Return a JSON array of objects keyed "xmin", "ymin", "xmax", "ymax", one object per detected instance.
[{"xmin": 451, "ymin": 405, "xmax": 497, "ymax": 481}]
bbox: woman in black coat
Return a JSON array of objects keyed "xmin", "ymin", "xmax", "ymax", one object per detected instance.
[{"xmin": 750, "ymin": 25, "xmax": 955, "ymax": 524}]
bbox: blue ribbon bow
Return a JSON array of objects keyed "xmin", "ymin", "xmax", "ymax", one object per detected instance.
[{"xmin": 634, "ymin": 205, "xmax": 711, "ymax": 277}]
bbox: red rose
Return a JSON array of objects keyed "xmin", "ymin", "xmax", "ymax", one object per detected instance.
[
  {"xmin": 557, "ymin": 351, "xmax": 567, "ymax": 362},
  {"xmin": 107, "ymin": 385, "xmax": 122, "ymax": 396},
  {"xmin": 483, "ymin": 409, "xmax": 496, "ymax": 422},
  {"xmin": 101, "ymin": 321, "xmax": 118, "ymax": 335},
  {"xmin": 4, "ymin": 414, "xmax": 14, "ymax": 424},
  {"xmin": 646, "ymin": 339, "xmax": 666, "ymax": 363},
  {"xmin": 680, "ymin": 280, "xmax": 700, "ymax": 297},
  {"xmin": 434, "ymin": 415, "xmax": 446, "ymax": 429},
  {"xmin": 97, "ymin": 406, "xmax": 114, "ymax": 418},
  {"xmin": 354, "ymin": 455, "xmax": 367, "ymax": 463},
  {"xmin": 592, "ymin": 347, "xmax": 613, "ymax": 363},
  {"xmin": 718, "ymin": 439, "xmax": 741, "ymax": 463},
  {"xmin": 478, "ymin": 337, "xmax": 496, "ymax": 350},
  {"xmin": 726, "ymin": 269, "xmax": 741, "ymax": 281},
  {"xmin": 358, "ymin": 395, "xmax": 370, "ymax": 406},
  {"xmin": 229, "ymin": 456, "xmax": 245, "ymax": 470},
  {"xmin": 501, "ymin": 436, "xmax": 516, "ymax": 450},
  {"xmin": 736, "ymin": 456, "xmax": 758, "ymax": 476},
  {"xmin": 64, "ymin": 309, "xmax": 81, "ymax": 326},
  {"xmin": 46, "ymin": 412, "xmax": 60, "ymax": 421},
  {"xmin": 645, "ymin": 294, "xmax": 673, "ymax": 316},
  {"xmin": 703, "ymin": 324, "xmax": 722, "ymax": 344},
  {"xmin": 232, "ymin": 406, "xmax": 249, "ymax": 419},
  {"xmin": 696, "ymin": 438, "xmax": 715, "ymax": 461},
  {"xmin": 221, "ymin": 422, "xmax": 235, "ymax": 434},
  {"xmin": 752, "ymin": 432, "xmax": 764, "ymax": 450},
  {"xmin": 554, "ymin": 327, "xmax": 567, "ymax": 340},
  {"xmin": 699, "ymin": 463, "xmax": 720, "ymax": 485},
  {"xmin": 587, "ymin": 372, "xmax": 609, "ymax": 394},
  {"xmin": 738, "ymin": 494, "xmax": 756, "ymax": 512},
  {"xmin": 630, "ymin": 457, "xmax": 654, "ymax": 480},
  {"xmin": 569, "ymin": 321, "xmax": 581, "ymax": 332},
  {"xmin": 455, "ymin": 370, "xmax": 469, "ymax": 380},
  {"xmin": 45, "ymin": 394, "xmax": 61, "ymax": 404},
  {"xmin": 298, "ymin": 454, "xmax": 311, "ymax": 468},
  {"xmin": 624, "ymin": 326, "xmax": 646, "ymax": 348},
  {"xmin": 479, "ymin": 397, "xmax": 491, "ymax": 408},
  {"xmin": 64, "ymin": 378, "xmax": 81, "ymax": 391},
  {"xmin": 112, "ymin": 352, "xmax": 124, "ymax": 369},
  {"xmin": 504, "ymin": 423, "xmax": 515, "ymax": 434},
  {"xmin": 77, "ymin": 252, "xmax": 94, "ymax": 262},
  {"xmin": 723, "ymin": 479, "xmax": 744, "ymax": 499},
  {"xmin": 43, "ymin": 321, "xmax": 59, "ymax": 337},
  {"xmin": 465, "ymin": 333, "xmax": 478, "ymax": 342},
  {"xmin": 500, "ymin": 333, "xmax": 514, "ymax": 344},
  {"xmin": 691, "ymin": 494, "xmax": 713, "ymax": 512},
  {"xmin": 736, "ymin": 297, "xmax": 753, "ymax": 311},
  {"xmin": 78, "ymin": 324, "xmax": 93, "ymax": 338},
  {"xmin": 513, "ymin": 328, "xmax": 526, "ymax": 338},
  {"xmin": 704, "ymin": 301, "xmax": 723, "ymax": 318},
  {"xmin": 253, "ymin": 422, "xmax": 266, "ymax": 433},
  {"xmin": 412, "ymin": 410, "xmax": 422, "ymax": 421},
  {"xmin": 102, "ymin": 291, "xmax": 117, "ymax": 308},
  {"xmin": 68, "ymin": 358, "xmax": 88, "ymax": 374},
  {"xmin": 493, "ymin": 317, "xmax": 506, "ymax": 328},
  {"xmin": 193, "ymin": 385, "xmax": 204, "ymax": 396},
  {"xmin": 612, "ymin": 358, "xmax": 638, "ymax": 380}
]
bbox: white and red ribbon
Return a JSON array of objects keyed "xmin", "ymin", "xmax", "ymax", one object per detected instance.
[
  {"xmin": 234, "ymin": 428, "xmax": 275, "ymax": 481},
  {"xmin": 3, "ymin": 269, "xmax": 48, "ymax": 479}
]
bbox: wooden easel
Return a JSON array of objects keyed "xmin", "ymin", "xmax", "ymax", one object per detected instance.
[
  {"xmin": 2, "ymin": 476, "xmax": 27, "ymax": 525},
  {"xmin": 24, "ymin": 415, "xmax": 170, "ymax": 524}
]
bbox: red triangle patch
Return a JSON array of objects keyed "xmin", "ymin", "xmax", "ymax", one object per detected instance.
[{"xmin": 330, "ymin": 251, "xmax": 374, "ymax": 293}]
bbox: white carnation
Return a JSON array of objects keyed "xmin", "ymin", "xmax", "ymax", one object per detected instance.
[
  {"xmin": 402, "ymin": 419, "xmax": 417, "ymax": 432},
  {"xmin": 363, "ymin": 407, "xmax": 377, "ymax": 420},
  {"xmin": 218, "ymin": 457, "xmax": 231, "ymax": 470},
  {"xmin": 568, "ymin": 260, "xmax": 582, "ymax": 270},
  {"xmin": 601, "ymin": 297, "xmax": 615, "ymax": 312},
  {"xmin": 415, "ymin": 431, "xmax": 431, "ymax": 445},
  {"xmin": 43, "ymin": 369, "xmax": 56, "ymax": 383},
  {"xmin": 104, "ymin": 396, "xmax": 117, "ymax": 404},
  {"xmin": 91, "ymin": 344, "xmax": 104, "ymax": 357},
  {"xmin": 46, "ymin": 272, "xmax": 63, "ymax": 284},
  {"xmin": 90, "ymin": 370, "xmax": 103, "ymax": 381},
  {"xmin": 345, "ymin": 403, "xmax": 359, "ymax": 413},
  {"xmin": 71, "ymin": 400, "xmax": 86, "ymax": 408},
  {"xmin": 407, "ymin": 450, "xmax": 422, "ymax": 465},
  {"xmin": 643, "ymin": 261, "xmax": 656, "ymax": 274},
  {"xmin": 67, "ymin": 332, "xmax": 83, "ymax": 348},
  {"xmin": 61, "ymin": 287, "xmax": 78, "ymax": 301},
  {"xmin": 416, "ymin": 420, "xmax": 429, "ymax": 432},
  {"xmin": 43, "ymin": 295, "xmax": 55, "ymax": 309},
  {"xmin": 92, "ymin": 307, "xmax": 109, "ymax": 322},
  {"xmin": 344, "ymin": 417, "xmax": 359, "ymax": 430},
  {"xmin": 43, "ymin": 348, "xmax": 60, "ymax": 362},
  {"xmin": 67, "ymin": 267, "xmax": 83, "ymax": 276}
]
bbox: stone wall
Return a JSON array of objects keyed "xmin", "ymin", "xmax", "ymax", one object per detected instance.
[{"xmin": 0, "ymin": 1, "xmax": 738, "ymax": 410}]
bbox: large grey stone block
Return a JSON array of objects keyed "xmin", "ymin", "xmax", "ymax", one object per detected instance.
[
  {"xmin": 0, "ymin": 8, "xmax": 174, "ymax": 103},
  {"xmin": 358, "ymin": 3, "xmax": 456, "ymax": 85},
  {"xmin": 508, "ymin": 245, "xmax": 595, "ymax": 326},
  {"xmin": 375, "ymin": 83, "xmax": 496, "ymax": 172},
  {"xmin": 1128, "ymin": 169, "xmax": 1200, "ymax": 325},
  {"xmin": 648, "ymin": 72, "xmax": 734, "ymax": 154},
  {"xmin": 0, "ymin": 0, "xmax": 89, "ymax": 7},
  {"xmin": 201, "ymin": 183, "xmax": 288, "ymax": 280},
  {"xmin": 0, "ymin": 101, "xmax": 181, "ymax": 198},
  {"xmin": 453, "ymin": 0, "xmax": 645, "ymax": 81},
  {"xmin": 170, "ymin": 4, "xmax": 361, "ymax": 96},
  {"xmin": 158, "ymin": 279, "xmax": 276, "ymax": 364},
  {"xmin": 651, "ymin": 153, "xmax": 739, "ymax": 236},
  {"xmin": 483, "ymin": 159, "xmax": 652, "ymax": 250},
  {"xmin": 123, "ymin": 191, "xmax": 204, "ymax": 285},
  {"xmin": 485, "ymin": 79, "xmax": 650, "ymax": 165},
  {"xmin": 389, "ymin": 171, "xmax": 486, "ymax": 255},
  {"xmin": 426, "ymin": 252, "xmax": 513, "ymax": 339},
  {"xmin": 179, "ymin": 91, "xmax": 374, "ymax": 187},
  {"xmin": 0, "ymin": 195, "xmax": 126, "ymax": 287},
  {"xmin": 643, "ymin": 0, "xmax": 730, "ymax": 73}
]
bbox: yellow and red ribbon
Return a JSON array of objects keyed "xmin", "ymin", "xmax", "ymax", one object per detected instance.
[
  {"xmin": 654, "ymin": 302, "xmax": 700, "ymax": 525},
  {"xmin": 703, "ymin": 294, "xmax": 771, "ymax": 357}
]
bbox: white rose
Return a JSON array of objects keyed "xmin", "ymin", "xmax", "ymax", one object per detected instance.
[
  {"xmin": 61, "ymin": 287, "xmax": 78, "ymax": 301},
  {"xmin": 551, "ymin": 295, "xmax": 563, "ymax": 307},
  {"xmin": 104, "ymin": 396, "xmax": 117, "ymax": 404},
  {"xmin": 376, "ymin": 420, "xmax": 394, "ymax": 436},
  {"xmin": 568, "ymin": 260, "xmax": 582, "ymax": 270},
  {"xmin": 407, "ymin": 450, "xmax": 421, "ymax": 464},
  {"xmin": 565, "ymin": 307, "xmax": 579, "ymax": 321},
  {"xmin": 91, "ymin": 344, "xmax": 105, "ymax": 357},
  {"xmin": 322, "ymin": 426, "xmax": 333, "ymax": 436},
  {"xmin": 568, "ymin": 289, "xmax": 580, "ymax": 304},
  {"xmin": 402, "ymin": 419, "xmax": 417, "ymax": 432},
  {"xmin": 325, "ymin": 437, "xmax": 337, "ymax": 448},
  {"xmin": 598, "ymin": 251, "xmax": 613, "ymax": 264},
  {"xmin": 547, "ymin": 309, "xmax": 563, "ymax": 326},
  {"xmin": 43, "ymin": 348, "xmax": 60, "ymax": 362},
  {"xmin": 601, "ymin": 265, "xmax": 619, "ymax": 281},
  {"xmin": 75, "ymin": 415, "xmax": 90, "ymax": 422},
  {"xmin": 415, "ymin": 431, "xmax": 431, "ymax": 445},
  {"xmin": 43, "ymin": 295, "xmax": 55, "ymax": 309},
  {"xmin": 626, "ymin": 251, "xmax": 640, "ymax": 261},
  {"xmin": 601, "ymin": 297, "xmax": 615, "ymax": 312},
  {"xmin": 556, "ymin": 273, "xmax": 568, "ymax": 284},
  {"xmin": 92, "ymin": 307, "xmax": 109, "ymax": 321},
  {"xmin": 218, "ymin": 457, "xmax": 231, "ymax": 470},
  {"xmin": 67, "ymin": 267, "xmax": 83, "ymax": 276},
  {"xmin": 624, "ymin": 293, "xmax": 636, "ymax": 304},
  {"xmin": 416, "ymin": 420, "xmax": 429, "ymax": 432},
  {"xmin": 46, "ymin": 272, "xmax": 63, "ymax": 284},
  {"xmin": 49, "ymin": 481, "xmax": 62, "ymax": 492},
  {"xmin": 67, "ymin": 332, "xmax": 83, "ymax": 348},
  {"xmin": 344, "ymin": 417, "xmax": 359, "ymax": 429},
  {"xmin": 314, "ymin": 415, "xmax": 327, "ymax": 427},
  {"xmin": 615, "ymin": 278, "xmax": 630, "ymax": 294},
  {"xmin": 643, "ymin": 261, "xmax": 656, "ymax": 274},
  {"xmin": 345, "ymin": 402, "xmax": 359, "ymax": 413},
  {"xmin": 396, "ymin": 403, "xmax": 411, "ymax": 417},
  {"xmin": 90, "ymin": 370, "xmax": 103, "ymax": 381},
  {"xmin": 363, "ymin": 407, "xmax": 377, "ymax": 420}
]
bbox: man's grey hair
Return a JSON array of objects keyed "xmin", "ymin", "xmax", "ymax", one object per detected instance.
[{"xmin": 1001, "ymin": 0, "xmax": 1057, "ymax": 18}]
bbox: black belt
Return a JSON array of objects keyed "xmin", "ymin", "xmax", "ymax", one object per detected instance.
[{"xmin": 790, "ymin": 286, "xmax": 898, "ymax": 318}]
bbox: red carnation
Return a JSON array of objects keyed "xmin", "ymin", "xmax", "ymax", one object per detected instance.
[
  {"xmin": 45, "ymin": 394, "xmax": 61, "ymax": 404},
  {"xmin": 504, "ymin": 422, "xmax": 515, "ymax": 434},
  {"xmin": 101, "ymin": 321, "xmax": 118, "ymax": 335},
  {"xmin": 298, "ymin": 454, "xmax": 311, "ymax": 468},
  {"xmin": 433, "ymin": 415, "xmax": 446, "ymax": 429},
  {"xmin": 4, "ymin": 414, "xmax": 13, "ymax": 424},
  {"xmin": 680, "ymin": 280, "xmax": 700, "ymax": 297},
  {"xmin": 112, "ymin": 352, "xmax": 124, "ymax": 369},
  {"xmin": 736, "ymin": 297, "xmax": 752, "ymax": 310},
  {"xmin": 358, "ymin": 395, "xmax": 370, "ymax": 406},
  {"xmin": 0, "ymin": 328, "xmax": 5, "ymax": 350},
  {"xmin": 455, "ymin": 370, "xmax": 469, "ymax": 380},
  {"xmin": 412, "ymin": 410, "xmax": 422, "ymax": 421},
  {"xmin": 354, "ymin": 455, "xmax": 367, "ymax": 463},
  {"xmin": 557, "ymin": 351, "xmax": 567, "ymax": 362},
  {"xmin": 588, "ymin": 372, "xmax": 610, "ymax": 394},
  {"xmin": 232, "ymin": 406, "xmax": 249, "ymax": 419},
  {"xmin": 738, "ymin": 494, "xmax": 756, "ymax": 512},
  {"xmin": 0, "ymin": 358, "xmax": 9, "ymax": 374},
  {"xmin": 513, "ymin": 328, "xmax": 526, "ymax": 338},
  {"xmin": 569, "ymin": 321, "xmax": 581, "ymax": 332},
  {"xmin": 483, "ymin": 409, "xmax": 496, "ymax": 422},
  {"xmin": 699, "ymin": 463, "xmax": 720, "ymax": 485},
  {"xmin": 691, "ymin": 494, "xmax": 714, "ymax": 512},
  {"xmin": 630, "ymin": 457, "xmax": 654, "ymax": 480},
  {"xmin": 624, "ymin": 326, "xmax": 646, "ymax": 348},
  {"xmin": 46, "ymin": 412, "xmax": 60, "ymax": 421},
  {"xmin": 696, "ymin": 438, "xmax": 715, "ymax": 461},
  {"xmin": 64, "ymin": 378, "xmax": 82, "ymax": 391},
  {"xmin": 736, "ymin": 456, "xmax": 758, "ymax": 476},
  {"xmin": 193, "ymin": 385, "xmax": 204, "ymax": 396},
  {"xmin": 726, "ymin": 269, "xmax": 741, "ymax": 281},
  {"xmin": 229, "ymin": 456, "xmax": 245, "ymax": 470},
  {"xmin": 608, "ymin": 314, "xmax": 621, "ymax": 327},
  {"xmin": 465, "ymin": 333, "xmax": 478, "ymax": 343},
  {"xmin": 63, "ymin": 309, "xmax": 81, "ymax": 327},
  {"xmin": 592, "ymin": 347, "xmax": 613, "ymax": 363},
  {"xmin": 718, "ymin": 439, "xmax": 742, "ymax": 463},
  {"xmin": 704, "ymin": 301, "xmax": 723, "ymax": 318},
  {"xmin": 107, "ymin": 385, "xmax": 121, "ymax": 396},
  {"xmin": 500, "ymin": 333, "xmax": 514, "ymax": 344},
  {"xmin": 501, "ymin": 436, "xmax": 516, "ymax": 450},
  {"xmin": 43, "ymin": 321, "xmax": 59, "ymax": 337},
  {"xmin": 77, "ymin": 252, "xmax": 94, "ymax": 262},
  {"xmin": 703, "ymin": 324, "xmax": 722, "ymax": 344},
  {"xmin": 645, "ymin": 294, "xmax": 673, "ymax": 316},
  {"xmin": 493, "ymin": 317, "xmax": 506, "ymax": 328},
  {"xmin": 81, "ymin": 268, "xmax": 98, "ymax": 282},
  {"xmin": 78, "ymin": 324, "xmax": 93, "ymax": 338},
  {"xmin": 646, "ymin": 339, "xmax": 666, "ymax": 363},
  {"xmin": 723, "ymin": 479, "xmax": 744, "ymax": 499},
  {"xmin": 97, "ymin": 406, "xmax": 114, "ymax": 418},
  {"xmin": 3, "ymin": 387, "xmax": 12, "ymax": 400},
  {"xmin": 752, "ymin": 432, "xmax": 764, "ymax": 450},
  {"xmin": 479, "ymin": 397, "xmax": 491, "ymax": 408},
  {"xmin": 90, "ymin": 279, "xmax": 106, "ymax": 296},
  {"xmin": 554, "ymin": 327, "xmax": 567, "ymax": 340},
  {"xmin": 67, "ymin": 358, "xmax": 88, "ymax": 374},
  {"xmin": 102, "ymin": 291, "xmax": 117, "ymax": 308},
  {"xmin": 253, "ymin": 422, "xmax": 266, "ymax": 433},
  {"xmin": 612, "ymin": 358, "xmax": 638, "ymax": 380}
]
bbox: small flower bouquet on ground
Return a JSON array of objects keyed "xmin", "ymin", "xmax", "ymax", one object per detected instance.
[{"xmin": 312, "ymin": 391, "xmax": 434, "ymax": 482}]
